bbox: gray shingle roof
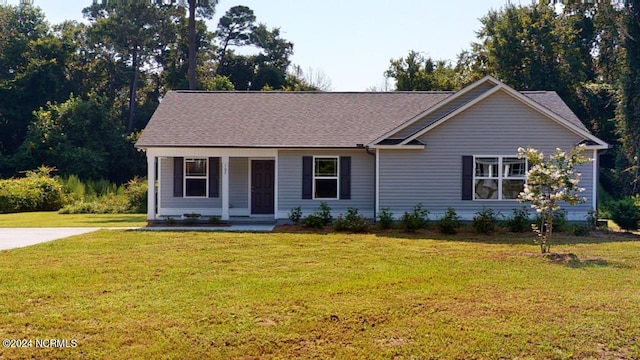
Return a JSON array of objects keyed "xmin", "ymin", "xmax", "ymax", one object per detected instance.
[
  {"xmin": 522, "ymin": 91, "xmax": 588, "ymax": 131},
  {"xmin": 136, "ymin": 89, "xmax": 587, "ymax": 148}
]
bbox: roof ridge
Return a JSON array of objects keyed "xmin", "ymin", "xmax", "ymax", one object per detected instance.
[{"xmin": 171, "ymin": 90, "xmax": 455, "ymax": 95}]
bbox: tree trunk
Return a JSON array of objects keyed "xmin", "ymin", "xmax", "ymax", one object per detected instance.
[
  {"xmin": 127, "ymin": 49, "xmax": 140, "ymax": 134},
  {"xmin": 188, "ymin": 0, "xmax": 197, "ymax": 90}
]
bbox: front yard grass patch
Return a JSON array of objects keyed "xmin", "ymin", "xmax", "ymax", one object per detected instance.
[
  {"xmin": 0, "ymin": 231, "xmax": 639, "ymax": 359},
  {"xmin": 0, "ymin": 211, "xmax": 147, "ymax": 227}
]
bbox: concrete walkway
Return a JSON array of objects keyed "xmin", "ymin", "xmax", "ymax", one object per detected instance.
[
  {"xmin": 0, "ymin": 224, "xmax": 275, "ymax": 251},
  {"xmin": 0, "ymin": 228, "xmax": 100, "ymax": 251}
]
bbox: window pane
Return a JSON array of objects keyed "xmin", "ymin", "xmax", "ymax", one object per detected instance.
[
  {"xmin": 315, "ymin": 158, "xmax": 337, "ymax": 177},
  {"xmin": 186, "ymin": 178, "xmax": 207, "ymax": 197},
  {"xmin": 504, "ymin": 158, "xmax": 526, "ymax": 178},
  {"xmin": 475, "ymin": 158, "xmax": 498, "ymax": 177},
  {"xmin": 315, "ymin": 179, "xmax": 337, "ymax": 198},
  {"xmin": 475, "ymin": 179, "xmax": 498, "ymax": 199},
  {"xmin": 502, "ymin": 180, "xmax": 525, "ymax": 199},
  {"xmin": 186, "ymin": 159, "xmax": 207, "ymax": 176}
]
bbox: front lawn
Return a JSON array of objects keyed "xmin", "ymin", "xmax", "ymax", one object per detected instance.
[
  {"xmin": 0, "ymin": 211, "xmax": 147, "ymax": 227},
  {"xmin": 0, "ymin": 230, "xmax": 639, "ymax": 359}
]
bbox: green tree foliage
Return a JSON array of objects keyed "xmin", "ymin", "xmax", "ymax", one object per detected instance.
[
  {"xmin": 202, "ymin": 75, "xmax": 234, "ymax": 90},
  {"xmin": 615, "ymin": 0, "xmax": 640, "ymax": 195},
  {"xmin": 252, "ymin": 24, "xmax": 294, "ymax": 72},
  {"xmin": 0, "ymin": 5, "xmax": 67, "ymax": 162},
  {"xmin": 215, "ymin": 5, "xmax": 256, "ymax": 76},
  {"xmin": 13, "ymin": 94, "xmax": 144, "ymax": 183},
  {"xmin": 159, "ymin": 0, "xmax": 217, "ymax": 90},
  {"xmin": 0, "ymin": 2, "xmax": 298, "ymax": 183},
  {"xmin": 83, "ymin": 1, "xmax": 180, "ymax": 133},
  {"xmin": 386, "ymin": 51, "xmax": 460, "ymax": 91},
  {"xmin": 469, "ymin": 5, "xmax": 586, "ymax": 94}
]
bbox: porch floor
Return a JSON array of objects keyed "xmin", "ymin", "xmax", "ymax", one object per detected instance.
[{"xmin": 154, "ymin": 216, "xmax": 275, "ymax": 224}]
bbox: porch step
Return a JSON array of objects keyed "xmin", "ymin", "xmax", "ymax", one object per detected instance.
[{"xmin": 228, "ymin": 218, "xmax": 277, "ymax": 225}]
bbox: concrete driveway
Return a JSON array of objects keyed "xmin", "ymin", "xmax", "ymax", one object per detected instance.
[{"xmin": 0, "ymin": 228, "xmax": 100, "ymax": 251}]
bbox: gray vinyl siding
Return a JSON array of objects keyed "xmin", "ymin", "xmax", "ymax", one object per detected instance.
[
  {"xmin": 159, "ymin": 157, "xmax": 248, "ymax": 213},
  {"xmin": 391, "ymin": 81, "xmax": 496, "ymax": 139},
  {"xmin": 379, "ymin": 90, "xmax": 595, "ymax": 221},
  {"xmin": 229, "ymin": 157, "xmax": 248, "ymax": 209},
  {"xmin": 278, "ymin": 149, "xmax": 375, "ymax": 218}
]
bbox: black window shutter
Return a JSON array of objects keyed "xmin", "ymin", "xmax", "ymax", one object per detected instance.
[
  {"xmin": 173, "ymin": 157, "xmax": 183, "ymax": 197},
  {"xmin": 209, "ymin": 157, "xmax": 220, "ymax": 198},
  {"xmin": 462, "ymin": 156, "xmax": 473, "ymax": 200},
  {"xmin": 302, "ymin": 156, "xmax": 313, "ymax": 199},
  {"xmin": 340, "ymin": 156, "xmax": 351, "ymax": 200}
]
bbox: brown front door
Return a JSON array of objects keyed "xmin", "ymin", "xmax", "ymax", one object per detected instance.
[{"xmin": 251, "ymin": 160, "xmax": 275, "ymax": 215}]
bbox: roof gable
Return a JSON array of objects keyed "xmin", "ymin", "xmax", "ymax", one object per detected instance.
[
  {"xmin": 379, "ymin": 76, "xmax": 607, "ymax": 149},
  {"xmin": 370, "ymin": 77, "xmax": 499, "ymax": 145}
]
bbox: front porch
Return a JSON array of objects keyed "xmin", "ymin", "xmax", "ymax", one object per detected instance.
[{"xmin": 145, "ymin": 148, "xmax": 278, "ymax": 221}]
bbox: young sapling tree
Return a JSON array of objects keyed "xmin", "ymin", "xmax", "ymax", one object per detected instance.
[{"xmin": 517, "ymin": 145, "xmax": 590, "ymax": 253}]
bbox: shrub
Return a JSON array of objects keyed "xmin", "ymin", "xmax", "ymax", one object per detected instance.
[
  {"xmin": 316, "ymin": 202, "xmax": 333, "ymax": 225},
  {"xmin": 377, "ymin": 207, "xmax": 395, "ymax": 230},
  {"xmin": 302, "ymin": 214, "xmax": 326, "ymax": 228},
  {"xmin": 506, "ymin": 207, "xmax": 531, "ymax": 233},
  {"xmin": 473, "ymin": 207, "xmax": 500, "ymax": 234},
  {"xmin": 58, "ymin": 176, "xmax": 147, "ymax": 214},
  {"xmin": 124, "ymin": 177, "xmax": 147, "ymax": 213},
  {"xmin": 608, "ymin": 197, "xmax": 640, "ymax": 230},
  {"xmin": 288, "ymin": 206, "xmax": 302, "ymax": 224},
  {"xmin": 568, "ymin": 224, "xmax": 590, "ymax": 236},
  {"xmin": 183, "ymin": 216, "xmax": 198, "ymax": 225},
  {"xmin": 302, "ymin": 202, "xmax": 333, "ymax": 228},
  {"xmin": 333, "ymin": 208, "xmax": 370, "ymax": 233},
  {"xmin": 399, "ymin": 203, "xmax": 429, "ymax": 232},
  {"xmin": 0, "ymin": 166, "xmax": 65, "ymax": 213},
  {"xmin": 61, "ymin": 174, "xmax": 87, "ymax": 203},
  {"xmin": 437, "ymin": 207, "xmax": 460, "ymax": 235},
  {"xmin": 208, "ymin": 216, "xmax": 220, "ymax": 225},
  {"xmin": 58, "ymin": 193, "xmax": 130, "ymax": 214}
]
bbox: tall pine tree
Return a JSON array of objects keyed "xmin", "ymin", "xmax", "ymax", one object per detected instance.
[{"xmin": 616, "ymin": 0, "xmax": 640, "ymax": 194}]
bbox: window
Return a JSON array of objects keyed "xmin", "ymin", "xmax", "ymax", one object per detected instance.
[
  {"xmin": 184, "ymin": 158, "xmax": 208, "ymax": 197},
  {"xmin": 314, "ymin": 157, "xmax": 339, "ymax": 199},
  {"xmin": 474, "ymin": 156, "xmax": 526, "ymax": 200}
]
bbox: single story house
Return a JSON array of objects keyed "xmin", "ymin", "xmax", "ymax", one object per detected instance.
[{"xmin": 135, "ymin": 76, "xmax": 609, "ymax": 223}]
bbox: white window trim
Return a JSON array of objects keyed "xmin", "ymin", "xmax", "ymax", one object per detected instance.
[
  {"xmin": 184, "ymin": 158, "xmax": 208, "ymax": 198},
  {"xmin": 313, "ymin": 156, "xmax": 339, "ymax": 200},
  {"xmin": 473, "ymin": 155, "xmax": 527, "ymax": 201}
]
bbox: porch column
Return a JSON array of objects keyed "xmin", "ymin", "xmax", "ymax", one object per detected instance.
[
  {"xmin": 146, "ymin": 154, "xmax": 156, "ymax": 221},
  {"xmin": 221, "ymin": 155, "xmax": 230, "ymax": 221}
]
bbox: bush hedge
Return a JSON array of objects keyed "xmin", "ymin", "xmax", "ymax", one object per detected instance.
[
  {"xmin": 608, "ymin": 197, "xmax": 640, "ymax": 230},
  {"xmin": 0, "ymin": 166, "xmax": 148, "ymax": 215},
  {"xmin": 0, "ymin": 166, "xmax": 65, "ymax": 213}
]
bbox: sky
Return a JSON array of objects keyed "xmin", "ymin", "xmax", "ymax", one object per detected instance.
[{"xmin": 6, "ymin": 0, "xmax": 517, "ymax": 91}]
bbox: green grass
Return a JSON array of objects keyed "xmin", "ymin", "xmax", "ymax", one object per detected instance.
[
  {"xmin": 0, "ymin": 211, "xmax": 147, "ymax": 227},
  {"xmin": 0, "ymin": 230, "xmax": 639, "ymax": 359}
]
